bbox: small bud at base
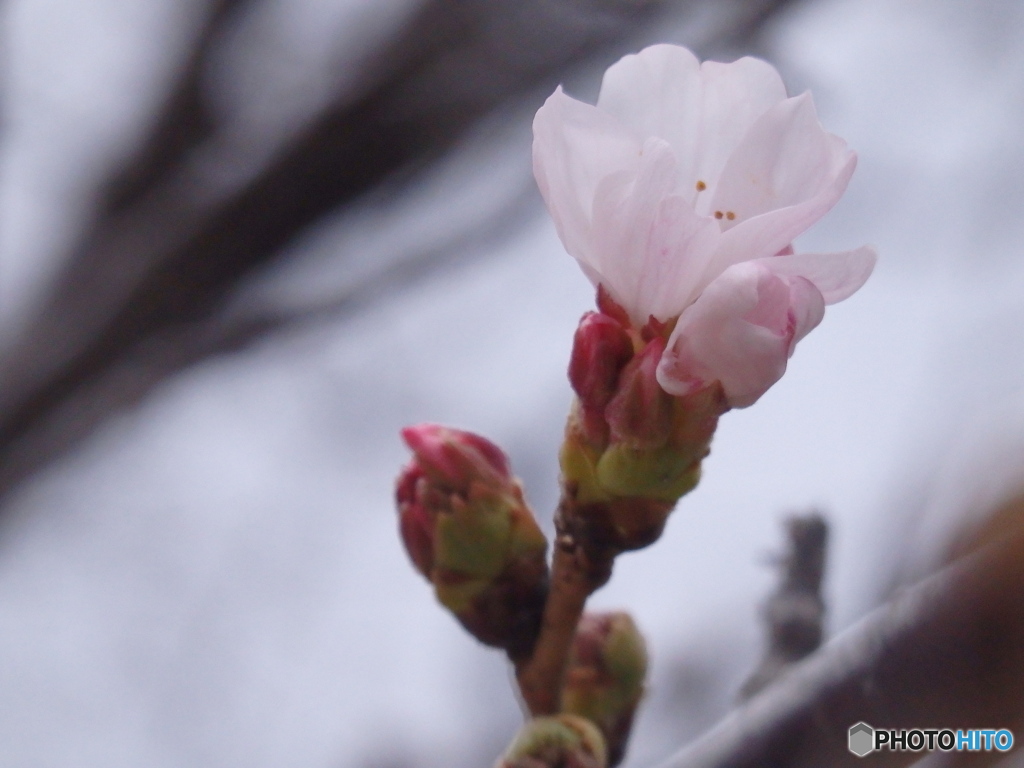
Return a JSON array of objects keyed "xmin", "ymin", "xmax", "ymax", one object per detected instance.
[
  {"xmin": 497, "ymin": 715, "xmax": 607, "ymax": 768},
  {"xmin": 563, "ymin": 612, "xmax": 648, "ymax": 767}
]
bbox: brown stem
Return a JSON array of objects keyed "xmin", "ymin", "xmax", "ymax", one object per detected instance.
[
  {"xmin": 516, "ymin": 537, "xmax": 592, "ymax": 715},
  {"xmin": 515, "ymin": 502, "xmax": 612, "ymax": 716}
]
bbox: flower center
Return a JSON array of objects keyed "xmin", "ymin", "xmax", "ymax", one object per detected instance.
[{"xmin": 694, "ymin": 180, "xmax": 737, "ymax": 227}]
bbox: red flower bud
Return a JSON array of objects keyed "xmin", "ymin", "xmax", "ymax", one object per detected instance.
[
  {"xmin": 401, "ymin": 424, "xmax": 510, "ymax": 492},
  {"xmin": 568, "ymin": 312, "xmax": 634, "ymax": 415},
  {"xmin": 396, "ymin": 424, "xmax": 549, "ymax": 659}
]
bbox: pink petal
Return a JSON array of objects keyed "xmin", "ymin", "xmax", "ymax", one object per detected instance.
[
  {"xmin": 656, "ymin": 261, "xmax": 826, "ymax": 408},
  {"xmin": 755, "ymin": 246, "xmax": 877, "ymax": 304},
  {"xmin": 784, "ymin": 276, "xmax": 827, "ymax": 347},
  {"xmin": 699, "ymin": 94, "xmax": 857, "ymax": 285},
  {"xmin": 532, "ymin": 87, "xmax": 640, "ymax": 272}
]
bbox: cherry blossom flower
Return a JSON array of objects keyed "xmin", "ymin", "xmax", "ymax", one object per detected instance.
[{"xmin": 533, "ymin": 44, "xmax": 876, "ymax": 407}]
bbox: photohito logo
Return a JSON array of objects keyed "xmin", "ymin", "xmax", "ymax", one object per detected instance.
[
  {"xmin": 848, "ymin": 723, "xmax": 874, "ymax": 757},
  {"xmin": 847, "ymin": 723, "xmax": 1014, "ymax": 757}
]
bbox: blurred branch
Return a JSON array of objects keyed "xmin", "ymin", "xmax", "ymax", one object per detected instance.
[
  {"xmin": 101, "ymin": 0, "xmax": 253, "ymax": 214},
  {"xmin": 0, "ymin": 0, "xmax": 671, "ymax": 497},
  {"xmin": 652, "ymin": 498, "xmax": 1024, "ymax": 768},
  {"xmin": 214, "ymin": 182, "xmax": 543, "ymax": 347},
  {"xmin": 739, "ymin": 513, "xmax": 827, "ymax": 699},
  {"xmin": 0, "ymin": 0, "xmax": 799, "ymax": 502},
  {"xmin": 0, "ymin": 179, "xmax": 541, "ymax": 500}
]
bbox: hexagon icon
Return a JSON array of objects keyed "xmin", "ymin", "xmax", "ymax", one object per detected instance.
[{"xmin": 848, "ymin": 722, "xmax": 875, "ymax": 757}]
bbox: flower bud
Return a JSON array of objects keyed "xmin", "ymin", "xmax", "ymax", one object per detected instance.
[
  {"xmin": 401, "ymin": 423, "xmax": 510, "ymax": 492},
  {"xmin": 496, "ymin": 715, "xmax": 607, "ymax": 768},
  {"xmin": 397, "ymin": 425, "xmax": 549, "ymax": 660},
  {"xmin": 395, "ymin": 463, "xmax": 435, "ymax": 576},
  {"xmin": 569, "ymin": 311, "xmax": 635, "ymax": 444},
  {"xmin": 604, "ymin": 336, "xmax": 672, "ymax": 450},
  {"xmin": 562, "ymin": 612, "xmax": 648, "ymax": 767}
]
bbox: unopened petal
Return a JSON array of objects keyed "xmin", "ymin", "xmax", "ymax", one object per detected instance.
[
  {"xmin": 784, "ymin": 276, "xmax": 827, "ymax": 347},
  {"xmin": 657, "ymin": 261, "xmax": 826, "ymax": 407}
]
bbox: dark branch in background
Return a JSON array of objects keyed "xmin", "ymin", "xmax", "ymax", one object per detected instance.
[
  {"xmin": 739, "ymin": 513, "xmax": 827, "ymax": 699},
  {"xmin": 651, "ymin": 497, "xmax": 1024, "ymax": 768},
  {"xmin": 0, "ymin": 0, "xmax": 802, "ymax": 504},
  {"xmin": 0, "ymin": 0, "xmax": 665, "ymax": 498},
  {"xmin": 101, "ymin": 0, "xmax": 251, "ymax": 215}
]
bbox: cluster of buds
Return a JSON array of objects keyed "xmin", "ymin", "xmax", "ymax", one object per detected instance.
[
  {"xmin": 495, "ymin": 715, "xmax": 607, "ymax": 768},
  {"xmin": 560, "ymin": 288, "xmax": 728, "ymax": 553},
  {"xmin": 562, "ymin": 612, "xmax": 648, "ymax": 767},
  {"xmin": 396, "ymin": 424, "xmax": 549, "ymax": 661}
]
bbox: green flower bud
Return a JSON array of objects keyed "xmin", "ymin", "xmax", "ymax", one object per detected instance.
[
  {"xmin": 562, "ymin": 612, "xmax": 648, "ymax": 767},
  {"xmin": 496, "ymin": 715, "xmax": 607, "ymax": 768}
]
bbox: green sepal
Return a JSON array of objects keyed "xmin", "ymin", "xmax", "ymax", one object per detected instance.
[
  {"xmin": 433, "ymin": 491, "xmax": 511, "ymax": 580},
  {"xmin": 433, "ymin": 571, "xmax": 489, "ymax": 613},
  {"xmin": 560, "ymin": 435, "xmax": 612, "ymax": 505},
  {"xmin": 594, "ymin": 444, "xmax": 701, "ymax": 502},
  {"xmin": 602, "ymin": 616, "xmax": 647, "ymax": 696}
]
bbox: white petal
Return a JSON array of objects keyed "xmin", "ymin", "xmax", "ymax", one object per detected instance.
[
  {"xmin": 532, "ymin": 87, "xmax": 641, "ymax": 271},
  {"xmin": 589, "ymin": 138, "xmax": 720, "ymax": 323},
  {"xmin": 689, "ymin": 57, "xmax": 789, "ymax": 207},
  {"xmin": 657, "ymin": 261, "xmax": 826, "ymax": 407},
  {"xmin": 597, "ymin": 45, "xmax": 702, "ymax": 187},
  {"xmin": 597, "ymin": 46, "xmax": 787, "ymax": 205},
  {"xmin": 757, "ymin": 246, "xmax": 877, "ymax": 304},
  {"xmin": 632, "ymin": 194, "xmax": 721, "ymax": 321},
  {"xmin": 700, "ymin": 94, "xmax": 856, "ymax": 283}
]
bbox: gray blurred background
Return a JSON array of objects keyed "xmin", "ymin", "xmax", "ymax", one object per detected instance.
[{"xmin": 2, "ymin": 0, "xmax": 1024, "ymax": 766}]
